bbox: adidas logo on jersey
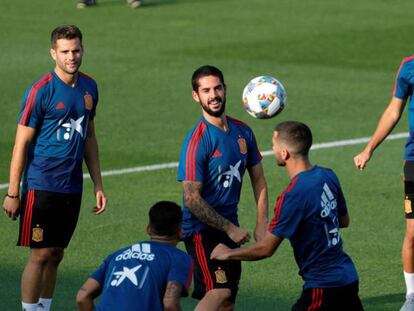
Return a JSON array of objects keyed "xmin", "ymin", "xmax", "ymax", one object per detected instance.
[
  {"xmin": 56, "ymin": 102, "xmax": 65, "ymax": 110},
  {"xmin": 320, "ymin": 183, "xmax": 337, "ymax": 218},
  {"xmin": 115, "ymin": 243, "xmax": 155, "ymax": 261},
  {"xmin": 212, "ymin": 149, "xmax": 222, "ymax": 158}
]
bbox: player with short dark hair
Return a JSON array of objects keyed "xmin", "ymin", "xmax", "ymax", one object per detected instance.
[
  {"xmin": 2, "ymin": 25, "xmax": 107, "ymax": 311},
  {"xmin": 51, "ymin": 25, "xmax": 83, "ymax": 48},
  {"xmin": 212, "ymin": 121, "xmax": 363, "ymax": 311},
  {"xmin": 178, "ymin": 65, "xmax": 269, "ymax": 310},
  {"xmin": 76, "ymin": 201, "xmax": 194, "ymax": 311},
  {"xmin": 353, "ymin": 55, "xmax": 414, "ymax": 311}
]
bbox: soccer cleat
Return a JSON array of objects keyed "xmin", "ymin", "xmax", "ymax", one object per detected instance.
[
  {"xmin": 127, "ymin": 0, "xmax": 142, "ymax": 8},
  {"xmin": 76, "ymin": 2, "xmax": 87, "ymax": 8},
  {"xmin": 400, "ymin": 293, "xmax": 414, "ymax": 311},
  {"xmin": 77, "ymin": 0, "xmax": 96, "ymax": 8}
]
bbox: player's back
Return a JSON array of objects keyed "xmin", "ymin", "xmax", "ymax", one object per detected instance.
[
  {"xmin": 272, "ymin": 166, "xmax": 359, "ymax": 289},
  {"xmin": 93, "ymin": 241, "xmax": 192, "ymax": 311}
]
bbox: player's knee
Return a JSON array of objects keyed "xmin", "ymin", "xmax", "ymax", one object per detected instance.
[
  {"xmin": 206, "ymin": 288, "xmax": 232, "ymax": 303},
  {"xmin": 404, "ymin": 220, "xmax": 414, "ymax": 250},
  {"xmin": 218, "ymin": 299, "xmax": 234, "ymax": 311},
  {"xmin": 29, "ymin": 247, "xmax": 64, "ymax": 265}
]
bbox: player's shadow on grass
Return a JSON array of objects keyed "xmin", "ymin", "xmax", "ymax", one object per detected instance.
[{"xmin": 362, "ymin": 293, "xmax": 403, "ymax": 307}]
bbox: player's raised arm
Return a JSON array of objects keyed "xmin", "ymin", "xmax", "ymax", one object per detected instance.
[
  {"xmin": 247, "ymin": 162, "xmax": 269, "ymax": 241},
  {"xmin": 182, "ymin": 180, "xmax": 250, "ymax": 244},
  {"xmin": 354, "ymin": 97, "xmax": 406, "ymax": 170}
]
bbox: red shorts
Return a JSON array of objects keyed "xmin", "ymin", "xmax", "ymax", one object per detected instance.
[{"xmin": 17, "ymin": 190, "xmax": 82, "ymax": 248}]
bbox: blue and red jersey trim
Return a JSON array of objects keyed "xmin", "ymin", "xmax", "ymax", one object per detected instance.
[
  {"xmin": 268, "ymin": 176, "xmax": 299, "ymax": 233},
  {"xmin": 185, "ymin": 121, "xmax": 207, "ymax": 181},
  {"xmin": 393, "ymin": 55, "xmax": 414, "ymax": 97},
  {"xmin": 20, "ymin": 72, "xmax": 54, "ymax": 126}
]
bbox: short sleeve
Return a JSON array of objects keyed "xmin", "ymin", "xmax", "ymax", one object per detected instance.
[
  {"xmin": 167, "ymin": 253, "xmax": 194, "ymax": 296},
  {"xmin": 18, "ymin": 84, "xmax": 45, "ymax": 128},
  {"xmin": 177, "ymin": 122, "xmax": 208, "ymax": 182},
  {"xmin": 89, "ymin": 82, "xmax": 99, "ymax": 120},
  {"xmin": 393, "ymin": 58, "xmax": 413, "ymax": 100},
  {"xmin": 90, "ymin": 257, "xmax": 109, "ymax": 286},
  {"xmin": 269, "ymin": 191, "xmax": 303, "ymax": 239},
  {"xmin": 246, "ymin": 129, "xmax": 262, "ymax": 168},
  {"xmin": 331, "ymin": 174, "xmax": 348, "ymax": 217}
]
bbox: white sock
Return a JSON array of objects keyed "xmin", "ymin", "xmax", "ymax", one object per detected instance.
[
  {"xmin": 22, "ymin": 302, "xmax": 38, "ymax": 311},
  {"xmin": 404, "ymin": 271, "xmax": 414, "ymax": 296},
  {"xmin": 37, "ymin": 298, "xmax": 52, "ymax": 311}
]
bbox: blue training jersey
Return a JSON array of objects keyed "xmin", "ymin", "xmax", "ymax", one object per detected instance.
[
  {"xmin": 91, "ymin": 241, "xmax": 193, "ymax": 311},
  {"xmin": 18, "ymin": 70, "xmax": 98, "ymax": 193},
  {"xmin": 393, "ymin": 55, "xmax": 414, "ymax": 160},
  {"xmin": 269, "ymin": 166, "xmax": 358, "ymax": 289},
  {"xmin": 177, "ymin": 116, "xmax": 262, "ymax": 237}
]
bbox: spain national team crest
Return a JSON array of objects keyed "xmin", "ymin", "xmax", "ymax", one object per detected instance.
[
  {"xmin": 215, "ymin": 268, "xmax": 227, "ymax": 284},
  {"xmin": 84, "ymin": 94, "xmax": 93, "ymax": 111},
  {"xmin": 32, "ymin": 227, "xmax": 43, "ymax": 242},
  {"xmin": 238, "ymin": 138, "xmax": 247, "ymax": 155},
  {"xmin": 405, "ymin": 197, "xmax": 412, "ymax": 214}
]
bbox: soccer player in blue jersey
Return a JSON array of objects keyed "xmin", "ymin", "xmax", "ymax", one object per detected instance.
[
  {"xmin": 76, "ymin": 201, "xmax": 193, "ymax": 311},
  {"xmin": 212, "ymin": 121, "xmax": 363, "ymax": 310},
  {"xmin": 354, "ymin": 56, "xmax": 414, "ymax": 311},
  {"xmin": 2, "ymin": 25, "xmax": 107, "ymax": 311},
  {"xmin": 177, "ymin": 65, "xmax": 269, "ymax": 310}
]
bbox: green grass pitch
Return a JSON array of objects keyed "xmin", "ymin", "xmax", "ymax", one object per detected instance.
[{"xmin": 1, "ymin": 0, "xmax": 414, "ymax": 309}]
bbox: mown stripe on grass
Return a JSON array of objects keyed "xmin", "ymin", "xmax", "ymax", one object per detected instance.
[{"xmin": 0, "ymin": 132, "xmax": 408, "ymax": 190}]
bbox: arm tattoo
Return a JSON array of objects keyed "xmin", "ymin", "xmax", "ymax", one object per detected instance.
[
  {"xmin": 163, "ymin": 281, "xmax": 182, "ymax": 310},
  {"xmin": 183, "ymin": 181, "xmax": 230, "ymax": 231}
]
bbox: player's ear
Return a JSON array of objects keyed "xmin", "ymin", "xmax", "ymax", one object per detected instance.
[
  {"xmin": 146, "ymin": 224, "xmax": 152, "ymax": 235},
  {"xmin": 281, "ymin": 148, "xmax": 289, "ymax": 161},
  {"xmin": 192, "ymin": 90, "xmax": 200, "ymax": 103},
  {"xmin": 176, "ymin": 227, "xmax": 183, "ymax": 240},
  {"xmin": 50, "ymin": 48, "xmax": 56, "ymax": 61}
]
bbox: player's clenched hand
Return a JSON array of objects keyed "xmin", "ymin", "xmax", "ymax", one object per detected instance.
[
  {"xmin": 226, "ymin": 223, "xmax": 250, "ymax": 245},
  {"xmin": 353, "ymin": 150, "xmax": 372, "ymax": 171},
  {"xmin": 3, "ymin": 196, "xmax": 20, "ymax": 220},
  {"xmin": 93, "ymin": 190, "xmax": 107, "ymax": 215},
  {"xmin": 254, "ymin": 222, "xmax": 268, "ymax": 242},
  {"xmin": 210, "ymin": 243, "xmax": 231, "ymax": 261}
]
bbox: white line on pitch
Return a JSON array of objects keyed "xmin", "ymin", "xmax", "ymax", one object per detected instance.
[{"xmin": 0, "ymin": 132, "xmax": 408, "ymax": 190}]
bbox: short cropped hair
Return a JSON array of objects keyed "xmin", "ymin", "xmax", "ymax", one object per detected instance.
[
  {"xmin": 149, "ymin": 201, "xmax": 182, "ymax": 237},
  {"xmin": 51, "ymin": 25, "xmax": 83, "ymax": 48},
  {"xmin": 274, "ymin": 121, "xmax": 313, "ymax": 156},
  {"xmin": 191, "ymin": 65, "xmax": 225, "ymax": 91}
]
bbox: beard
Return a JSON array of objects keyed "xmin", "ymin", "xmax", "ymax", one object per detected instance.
[
  {"xmin": 201, "ymin": 96, "xmax": 226, "ymax": 117},
  {"xmin": 275, "ymin": 154, "xmax": 286, "ymax": 167}
]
